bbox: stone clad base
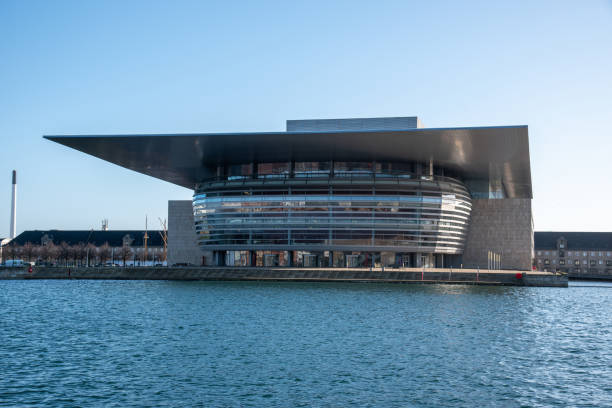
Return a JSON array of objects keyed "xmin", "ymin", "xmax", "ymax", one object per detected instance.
[
  {"xmin": 0, "ymin": 267, "xmax": 567, "ymax": 287},
  {"xmin": 167, "ymin": 200, "xmax": 207, "ymax": 266},
  {"xmin": 462, "ymin": 198, "xmax": 533, "ymax": 270}
]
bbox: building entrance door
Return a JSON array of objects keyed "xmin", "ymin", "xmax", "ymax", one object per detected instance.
[
  {"xmin": 421, "ymin": 254, "xmax": 433, "ymax": 268},
  {"xmin": 304, "ymin": 255, "xmax": 318, "ymax": 267},
  {"xmin": 346, "ymin": 255, "xmax": 360, "ymax": 268},
  {"xmin": 264, "ymin": 254, "xmax": 279, "ymax": 267},
  {"xmin": 401, "ymin": 255, "xmax": 412, "ymax": 267}
]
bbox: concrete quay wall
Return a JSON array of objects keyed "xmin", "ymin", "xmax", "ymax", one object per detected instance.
[
  {"xmin": 567, "ymin": 273, "xmax": 612, "ymax": 281},
  {"xmin": 0, "ymin": 267, "xmax": 567, "ymax": 287}
]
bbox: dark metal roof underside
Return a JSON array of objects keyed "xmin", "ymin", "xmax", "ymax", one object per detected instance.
[
  {"xmin": 44, "ymin": 126, "xmax": 532, "ymax": 197},
  {"xmin": 534, "ymin": 232, "xmax": 612, "ymax": 251}
]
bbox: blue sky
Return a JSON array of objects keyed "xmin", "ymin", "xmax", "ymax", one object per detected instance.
[{"xmin": 1, "ymin": 0, "xmax": 611, "ymax": 237}]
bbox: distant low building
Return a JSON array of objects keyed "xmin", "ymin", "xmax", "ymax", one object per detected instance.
[
  {"xmin": 534, "ymin": 232, "xmax": 612, "ymax": 277},
  {"xmin": 2, "ymin": 230, "xmax": 166, "ymax": 266},
  {"xmin": 9, "ymin": 230, "xmax": 164, "ymax": 248},
  {"xmin": 0, "ymin": 238, "xmax": 11, "ymax": 263}
]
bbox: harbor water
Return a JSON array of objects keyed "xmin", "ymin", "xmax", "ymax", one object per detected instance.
[{"xmin": 1, "ymin": 280, "xmax": 610, "ymax": 407}]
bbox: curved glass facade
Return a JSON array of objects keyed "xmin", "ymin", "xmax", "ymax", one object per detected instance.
[{"xmin": 193, "ymin": 162, "xmax": 472, "ymax": 259}]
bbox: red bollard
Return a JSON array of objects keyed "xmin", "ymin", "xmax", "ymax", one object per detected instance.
[{"xmin": 515, "ymin": 272, "xmax": 523, "ymax": 279}]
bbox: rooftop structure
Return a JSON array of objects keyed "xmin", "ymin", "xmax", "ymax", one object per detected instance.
[{"xmin": 45, "ymin": 119, "xmax": 532, "ymax": 197}]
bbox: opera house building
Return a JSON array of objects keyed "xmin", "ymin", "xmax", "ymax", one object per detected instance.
[{"xmin": 46, "ymin": 116, "xmax": 534, "ymax": 270}]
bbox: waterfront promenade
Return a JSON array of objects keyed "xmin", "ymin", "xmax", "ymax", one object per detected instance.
[{"xmin": 0, "ymin": 266, "xmax": 567, "ymax": 287}]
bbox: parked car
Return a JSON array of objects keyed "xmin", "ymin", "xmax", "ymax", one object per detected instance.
[{"xmin": 3, "ymin": 259, "xmax": 27, "ymax": 267}]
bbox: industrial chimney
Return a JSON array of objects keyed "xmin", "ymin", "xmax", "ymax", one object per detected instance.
[{"xmin": 10, "ymin": 170, "xmax": 16, "ymax": 239}]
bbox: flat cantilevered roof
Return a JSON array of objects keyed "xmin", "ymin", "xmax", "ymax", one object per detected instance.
[{"xmin": 45, "ymin": 125, "xmax": 532, "ymax": 198}]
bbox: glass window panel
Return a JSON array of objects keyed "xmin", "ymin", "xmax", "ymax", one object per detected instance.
[
  {"xmin": 226, "ymin": 164, "xmax": 252, "ymax": 178},
  {"xmin": 294, "ymin": 161, "xmax": 330, "ymax": 175},
  {"xmin": 334, "ymin": 162, "xmax": 373, "ymax": 174},
  {"xmin": 257, "ymin": 162, "xmax": 290, "ymax": 176}
]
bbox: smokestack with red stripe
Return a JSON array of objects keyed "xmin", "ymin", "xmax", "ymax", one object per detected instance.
[{"xmin": 10, "ymin": 170, "xmax": 16, "ymax": 239}]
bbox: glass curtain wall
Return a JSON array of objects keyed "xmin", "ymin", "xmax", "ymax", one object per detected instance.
[{"xmin": 194, "ymin": 161, "xmax": 472, "ymax": 259}]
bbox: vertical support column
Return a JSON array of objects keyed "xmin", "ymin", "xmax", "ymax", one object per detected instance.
[
  {"xmin": 415, "ymin": 162, "xmax": 422, "ymax": 177},
  {"xmin": 328, "ymin": 162, "xmax": 335, "ymax": 268},
  {"xmin": 288, "ymin": 250, "xmax": 294, "ymax": 267},
  {"xmin": 416, "ymin": 253, "xmax": 422, "ymax": 268},
  {"xmin": 247, "ymin": 185, "xmax": 253, "ymax": 245},
  {"xmin": 328, "ymin": 184, "xmax": 333, "ymax": 246},
  {"xmin": 415, "ymin": 163, "xmax": 422, "ymax": 250},
  {"xmin": 371, "ymin": 184, "xmax": 375, "ymax": 246},
  {"xmin": 287, "ymin": 185, "xmax": 292, "ymax": 247}
]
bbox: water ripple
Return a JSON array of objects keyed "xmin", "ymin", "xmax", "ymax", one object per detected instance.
[{"xmin": 0, "ymin": 280, "xmax": 610, "ymax": 407}]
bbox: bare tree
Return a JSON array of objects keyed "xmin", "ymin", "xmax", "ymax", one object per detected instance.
[
  {"xmin": 59, "ymin": 242, "xmax": 71, "ymax": 266},
  {"xmin": 75, "ymin": 243, "xmax": 87, "ymax": 267},
  {"xmin": 133, "ymin": 248, "xmax": 141, "ymax": 266},
  {"xmin": 39, "ymin": 244, "xmax": 49, "ymax": 264},
  {"xmin": 86, "ymin": 243, "xmax": 97, "ymax": 267},
  {"xmin": 98, "ymin": 243, "xmax": 111, "ymax": 265},
  {"xmin": 119, "ymin": 245, "xmax": 132, "ymax": 267},
  {"xmin": 22, "ymin": 242, "xmax": 36, "ymax": 263},
  {"xmin": 69, "ymin": 244, "xmax": 79, "ymax": 267},
  {"xmin": 5, "ymin": 244, "xmax": 18, "ymax": 261},
  {"xmin": 49, "ymin": 243, "xmax": 60, "ymax": 265},
  {"xmin": 16, "ymin": 244, "xmax": 23, "ymax": 261},
  {"xmin": 32, "ymin": 245, "xmax": 41, "ymax": 263},
  {"xmin": 40, "ymin": 242, "xmax": 58, "ymax": 265}
]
